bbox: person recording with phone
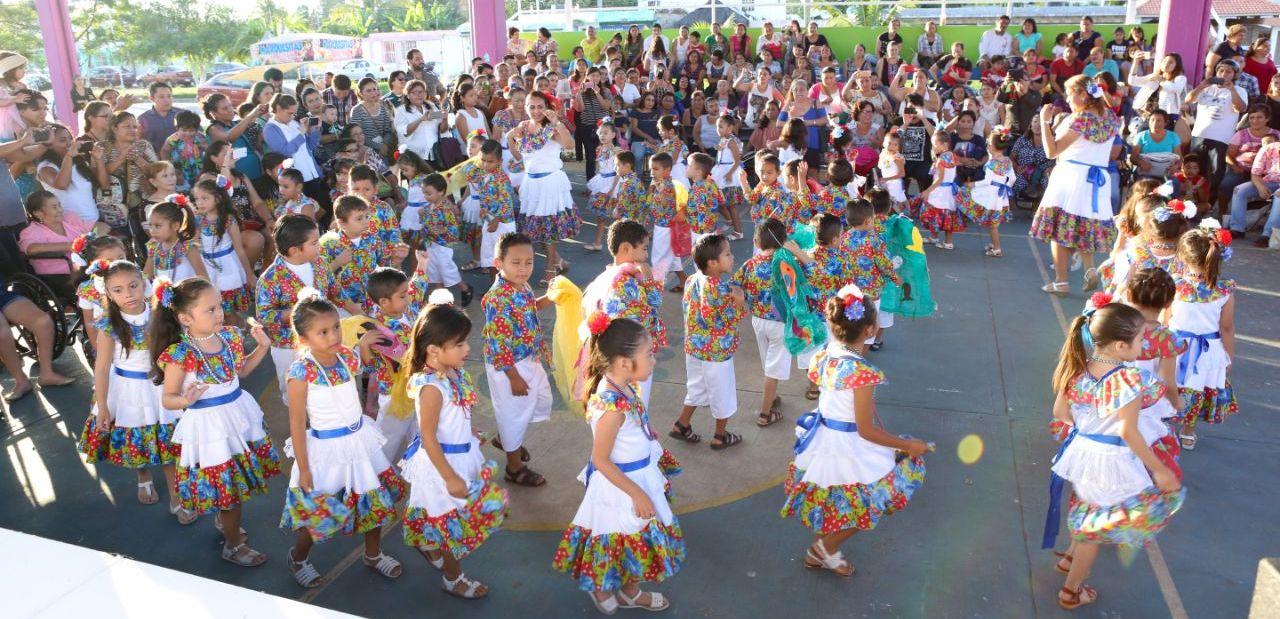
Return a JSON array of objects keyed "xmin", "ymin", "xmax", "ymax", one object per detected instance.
[
  {"xmin": 1186, "ymin": 60, "xmax": 1248, "ymax": 205},
  {"xmin": 573, "ymin": 70, "xmax": 614, "ymax": 180},
  {"xmin": 394, "ymin": 78, "xmax": 448, "ymax": 165},
  {"xmin": 263, "ymin": 93, "xmax": 331, "ymax": 228}
]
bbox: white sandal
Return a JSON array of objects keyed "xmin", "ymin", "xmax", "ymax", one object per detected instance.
[
  {"xmin": 617, "ymin": 589, "xmax": 670, "ymax": 612},
  {"xmin": 136, "ymin": 480, "xmax": 158, "ymax": 505},
  {"xmin": 289, "ymin": 550, "xmax": 322, "ymax": 587},
  {"xmin": 221, "ymin": 542, "xmax": 266, "ymax": 567},
  {"xmin": 363, "ymin": 552, "xmax": 403, "ymax": 579},
  {"xmin": 804, "ymin": 542, "xmax": 855, "ymax": 577},
  {"xmin": 1041, "ymin": 281, "xmax": 1069, "ymax": 295},
  {"xmin": 441, "ymin": 572, "xmax": 488, "ymax": 599},
  {"xmin": 587, "ymin": 591, "xmax": 619, "ymax": 615},
  {"xmin": 418, "ymin": 547, "xmax": 445, "ymax": 570},
  {"xmin": 1179, "ymin": 432, "xmax": 1197, "ymax": 450},
  {"xmin": 168, "ymin": 500, "xmax": 197, "ymax": 525},
  {"xmin": 214, "ymin": 512, "xmax": 248, "ymax": 539}
]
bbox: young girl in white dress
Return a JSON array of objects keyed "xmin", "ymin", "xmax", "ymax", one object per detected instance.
[
  {"xmin": 960, "ymin": 128, "xmax": 1017, "ymax": 257},
  {"xmin": 191, "ymin": 178, "xmax": 254, "ymax": 322},
  {"xmin": 585, "ymin": 120, "xmax": 621, "ymax": 252},
  {"xmin": 152, "ymin": 277, "xmax": 279, "ymax": 566},
  {"xmin": 280, "ymin": 293, "xmax": 406, "ymax": 588},
  {"xmin": 1170, "ymin": 225, "xmax": 1237, "ymax": 449},
  {"xmin": 656, "ymin": 115, "xmax": 689, "ymax": 187},
  {"xmin": 458, "ymin": 132, "xmax": 487, "ymax": 271},
  {"xmin": 877, "ymin": 130, "xmax": 908, "ymax": 207},
  {"xmin": 710, "ymin": 115, "xmax": 745, "ymax": 239},
  {"xmin": 400, "ymin": 303, "xmax": 508, "ymax": 600},
  {"xmin": 77, "ymin": 260, "xmax": 193, "ymax": 524},
  {"xmin": 553, "ymin": 315, "xmax": 683, "ymax": 614},
  {"xmin": 1043, "ymin": 302, "xmax": 1184, "ymax": 610},
  {"xmin": 919, "ymin": 130, "xmax": 964, "ymax": 248},
  {"xmin": 509, "ymin": 91, "xmax": 580, "ymax": 285},
  {"xmin": 781, "ymin": 284, "xmax": 930, "ymax": 578},
  {"xmin": 143, "ymin": 199, "xmax": 203, "ymax": 283}
]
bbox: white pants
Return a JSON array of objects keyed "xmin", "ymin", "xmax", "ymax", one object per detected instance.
[
  {"xmin": 270, "ymin": 346, "xmax": 298, "ymax": 405},
  {"xmin": 796, "ymin": 325, "xmax": 833, "ymax": 371},
  {"xmin": 374, "ymin": 394, "xmax": 417, "ymax": 465},
  {"xmin": 751, "ymin": 317, "xmax": 791, "ymax": 381},
  {"xmin": 684, "ymin": 355, "xmax": 737, "ymax": 419},
  {"xmin": 864, "ymin": 298, "xmax": 892, "ymax": 345},
  {"xmin": 485, "ymin": 358, "xmax": 553, "ymax": 452},
  {"xmin": 425, "ymin": 243, "xmax": 461, "ymax": 287},
  {"xmin": 480, "ymin": 220, "xmax": 517, "ymax": 268},
  {"xmin": 651, "ymin": 225, "xmax": 686, "ymax": 286}
]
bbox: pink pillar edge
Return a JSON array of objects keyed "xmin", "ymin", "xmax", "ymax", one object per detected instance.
[
  {"xmin": 470, "ymin": 0, "xmax": 506, "ymax": 64},
  {"xmin": 34, "ymin": 0, "xmax": 80, "ymax": 132},
  {"xmin": 1156, "ymin": 0, "xmax": 1214, "ymax": 85}
]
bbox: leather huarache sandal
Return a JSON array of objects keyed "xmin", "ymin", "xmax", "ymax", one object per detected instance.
[{"xmin": 1058, "ymin": 584, "xmax": 1098, "ymax": 610}]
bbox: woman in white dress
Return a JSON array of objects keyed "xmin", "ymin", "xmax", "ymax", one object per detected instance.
[
  {"xmin": 508, "ymin": 91, "xmax": 579, "ymax": 285},
  {"xmin": 1031, "ymin": 75, "xmax": 1122, "ymax": 294},
  {"xmin": 395, "ymin": 79, "xmax": 448, "ymax": 164}
]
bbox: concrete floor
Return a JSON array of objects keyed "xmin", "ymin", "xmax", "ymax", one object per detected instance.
[{"xmin": 2, "ymin": 165, "xmax": 1277, "ymax": 618}]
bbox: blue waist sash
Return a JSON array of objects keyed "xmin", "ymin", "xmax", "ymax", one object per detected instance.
[
  {"xmin": 1067, "ymin": 159, "xmax": 1108, "ymax": 213},
  {"xmin": 583, "ymin": 455, "xmax": 652, "ymax": 488},
  {"xmin": 939, "ymin": 181, "xmax": 960, "ymax": 197},
  {"xmin": 113, "ymin": 367, "xmax": 150, "ymax": 380},
  {"xmin": 201, "ymin": 246, "xmax": 235, "ymax": 260},
  {"xmin": 793, "ymin": 410, "xmax": 858, "ymax": 455},
  {"xmin": 189, "ymin": 386, "xmax": 243, "ymax": 410},
  {"xmin": 1174, "ymin": 330, "xmax": 1221, "ymax": 383},
  {"xmin": 406, "ymin": 201, "xmax": 428, "ymax": 208},
  {"xmin": 992, "ymin": 182, "xmax": 1014, "ymax": 199},
  {"xmin": 401, "ymin": 435, "xmax": 471, "ymax": 460},
  {"xmin": 309, "ymin": 417, "xmax": 363, "ymax": 440},
  {"xmin": 597, "ymin": 171, "xmax": 616, "ymax": 178},
  {"xmin": 526, "ymin": 171, "xmax": 552, "ymax": 179},
  {"xmin": 1041, "ymin": 428, "xmax": 1127, "ymax": 549}
]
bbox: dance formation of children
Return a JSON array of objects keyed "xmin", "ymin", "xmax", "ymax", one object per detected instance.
[{"xmin": 62, "ymin": 86, "xmax": 1239, "ymax": 614}]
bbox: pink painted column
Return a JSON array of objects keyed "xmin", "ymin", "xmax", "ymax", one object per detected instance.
[
  {"xmin": 34, "ymin": 0, "xmax": 80, "ymax": 132},
  {"xmin": 1156, "ymin": 0, "xmax": 1213, "ymax": 84},
  {"xmin": 469, "ymin": 0, "xmax": 506, "ymax": 64}
]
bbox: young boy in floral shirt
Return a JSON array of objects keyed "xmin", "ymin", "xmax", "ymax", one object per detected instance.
[
  {"xmin": 684, "ymin": 152, "xmax": 726, "ymax": 245},
  {"xmin": 843, "ymin": 197, "xmax": 902, "ymax": 350},
  {"xmin": 319, "ymin": 195, "xmax": 408, "ymax": 313},
  {"xmin": 348, "ymin": 164, "xmax": 401, "ymax": 262},
  {"xmin": 647, "ymin": 152, "xmax": 689, "ymax": 291}
]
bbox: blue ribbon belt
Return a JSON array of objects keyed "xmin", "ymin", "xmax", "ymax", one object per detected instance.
[
  {"xmin": 201, "ymin": 246, "xmax": 235, "ymax": 260},
  {"xmin": 1174, "ymin": 330, "xmax": 1221, "ymax": 383},
  {"xmin": 526, "ymin": 171, "xmax": 551, "ymax": 179},
  {"xmin": 406, "ymin": 201, "xmax": 428, "ymax": 208},
  {"xmin": 598, "ymin": 171, "xmax": 616, "ymax": 178},
  {"xmin": 1068, "ymin": 160, "xmax": 1108, "ymax": 213},
  {"xmin": 993, "ymin": 182, "xmax": 1013, "ymax": 199},
  {"xmin": 113, "ymin": 367, "xmax": 149, "ymax": 380},
  {"xmin": 189, "ymin": 386, "xmax": 243, "ymax": 409},
  {"xmin": 1041, "ymin": 428, "xmax": 1126, "ymax": 549},
  {"xmin": 793, "ymin": 410, "xmax": 858, "ymax": 455},
  {"xmin": 583, "ymin": 455, "xmax": 652, "ymax": 488},
  {"xmin": 939, "ymin": 181, "xmax": 960, "ymax": 197},
  {"xmin": 401, "ymin": 435, "xmax": 471, "ymax": 460},
  {"xmin": 309, "ymin": 417, "xmax": 363, "ymax": 439}
]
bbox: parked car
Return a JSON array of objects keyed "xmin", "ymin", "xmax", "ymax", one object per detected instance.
[
  {"xmin": 205, "ymin": 62, "xmax": 248, "ymax": 81},
  {"xmin": 327, "ymin": 59, "xmax": 393, "ymax": 81},
  {"xmin": 196, "ymin": 72, "xmax": 253, "ymax": 107},
  {"xmin": 142, "ymin": 65, "xmax": 194, "ymax": 87},
  {"xmin": 87, "ymin": 66, "xmax": 137, "ymax": 88}
]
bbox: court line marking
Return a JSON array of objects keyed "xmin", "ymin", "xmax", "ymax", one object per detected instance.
[{"xmin": 1026, "ymin": 236, "xmax": 1188, "ymax": 619}]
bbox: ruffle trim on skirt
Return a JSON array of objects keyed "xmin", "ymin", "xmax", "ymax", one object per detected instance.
[
  {"xmin": 920, "ymin": 207, "xmax": 967, "ymax": 233},
  {"xmin": 175, "ymin": 437, "xmax": 281, "ymax": 514},
  {"xmin": 780, "ymin": 455, "xmax": 926, "ymax": 535},
  {"xmin": 280, "ymin": 468, "xmax": 407, "ymax": 542},
  {"xmin": 78, "ymin": 417, "xmax": 179, "ymax": 468},
  {"xmin": 1030, "ymin": 206, "xmax": 1115, "ymax": 253},
  {"xmin": 220, "ymin": 285, "xmax": 253, "ymax": 314},
  {"xmin": 552, "ymin": 519, "xmax": 685, "ymax": 592},
  {"xmin": 1068, "ymin": 486, "xmax": 1185, "ymax": 548},
  {"xmin": 516, "ymin": 209, "xmax": 581, "ymax": 244},
  {"xmin": 1178, "ymin": 385, "xmax": 1237, "ymax": 426},
  {"xmin": 401, "ymin": 462, "xmax": 508, "ymax": 559}
]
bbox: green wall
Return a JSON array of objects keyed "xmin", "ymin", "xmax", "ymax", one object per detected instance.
[{"xmin": 525, "ymin": 24, "xmax": 1140, "ymax": 62}]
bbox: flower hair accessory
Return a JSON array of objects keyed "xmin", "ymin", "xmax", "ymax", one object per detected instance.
[
  {"xmin": 166, "ymin": 193, "xmax": 189, "ymax": 207},
  {"xmin": 835, "ymin": 284, "xmax": 866, "ymax": 321},
  {"xmin": 85, "ymin": 259, "xmax": 111, "ymax": 277},
  {"xmin": 427, "ymin": 288, "xmax": 455, "ymax": 305},
  {"xmin": 991, "ymin": 125, "xmax": 1012, "ymax": 140},
  {"xmin": 70, "ymin": 232, "xmax": 96, "ymax": 268},
  {"xmin": 1084, "ymin": 78, "xmax": 1103, "ymax": 98},
  {"xmin": 1198, "ymin": 217, "xmax": 1222, "ymax": 230},
  {"xmin": 1085, "ymin": 291, "xmax": 1114, "ymax": 315},
  {"xmin": 467, "ymin": 128, "xmax": 487, "ymax": 141},
  {"xmin": 587, "ymin": 310, "xmax": 611, "ymax": 336},
  {"xmin": 153, "ymin": 278, "xmax": 175, "ymax": 309},
  {"xmin": 297, "ymin": 286, "xmax": 323, "ymax": 302},
  {"xmin": 214, "ymin": 174, "xmax": 233, "ymax": 197}
]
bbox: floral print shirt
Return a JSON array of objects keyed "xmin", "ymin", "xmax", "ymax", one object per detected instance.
[
  {"xmin": 147, "ymin": 238, "xmax": 193, "ymax": 275},
  {"xmin": 288, "ymin": 347, "xmax": 361, "ymax": 386},
  {"xmin": 808, "ymin": 346, "xmax": 885, "ymax": 390},
  {"xmin": 649, "ymin": 178, "xmax": 679, "ymax": 227},
  {"xmin": 1065, "ymin": 366, "xmax": 1164, "ymax": 416},
  {"xmin": 422, "ymin": 197, "xmax": 463, "ymax": 246},
  {"xmin": 1070, "ymin": 110, "xmax": 1122, "ymax": 144},
  {"xmin": 733, "ymin": 252, "xmax": 782, "ymax": 321},
  {"xmin": 368, "ymin": 198, "xmax": 401, "ymax": 259},
  {"xmin": 366, "ymin": 305, "xmax": 419, "ymax": 396},
  {"xmin": 409, "ymin": 367, "xmax": 479, "ymax": 409},
  {"xmin": 256, "ymin": 255, "xmax": 340, "ymax": 348},
  {"xmin": 817, "ymin": 184, "xmax": 855, "ymax": 219},
  {"xmin": 77, "ymin": 279, "xmax": 105, "ymax": 315},
  {"xmin": 158, "ymin": 327, "xmax": 245, "ymax": 384},
  {"xmin": 482, "ymin": 277, "xmax": 547, "ymax": 371},
  {"xmin": 686, "ymin": 179, "xmax": 725, "ymax": 234},
  {"xmin": 1140, "ymin": 322, "xmax": 1187, "ymax": 361},
  {"xmin": 612, "ymin": 173, "xmax": 648, "ymax": 223},
  {"xmin": 842, "ymin": 229, "xmax": 900, "ymax": 299},
  {"xmin": 320, "ymin": 229, "xmax": 386, "ymax": 311},
  {"xmin": 746, "ymin": 181, "xmax": 798, "ymax": 224},
  {"xmin": 600, "ymin": 264, "xmax": 667, "ymax": 351},
  {"xmin": 164, "ymin": 132, "xmax": 209, "ymax": 191},
  {"xmin": 808, "ymin": 243, "xmax": 854, "ymax": 302},
  {"xmin": 454, "ymin": 163, "xmax": 518, "ymax": 223},
  {"xmin": 682, "ymin": 273, "xmax": 742, "ymax": 362},
  {"xmin": 1174, "ymin": 277, "xmax": 1235, "ymax": 303}
]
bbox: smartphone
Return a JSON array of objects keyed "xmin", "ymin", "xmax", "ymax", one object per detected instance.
[
  {"xmin": 32, "ymin": 127, "xmax": 51, "ymax": 143},
  {"xmin": 1207, "ymin": 77, "xmax": 1224, "ymax": 86},
  {"xmin": 77, "ymin": 141, "xmax": 95, "ymax": 155}
]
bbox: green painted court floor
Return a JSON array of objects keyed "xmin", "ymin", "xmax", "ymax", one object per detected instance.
[{"xmin": 1, "ymin": 169, "xmax": 1277, "ymax": 618}]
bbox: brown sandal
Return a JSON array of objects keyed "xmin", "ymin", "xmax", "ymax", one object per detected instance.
[
  {"xmin": 1053, "ymin": 551, "xmax": 1073, "ymax": 574},
  {"xmin": 756, "ymin": 409, "xmax": 783, "ymax": 427},
  {"xmin": 1058, "ymin": 584, "xmax": 1098, "ymax": 610},
  {"xmin": 505, "ymin": 465, "xmax": 546, "ymax": 487},
  {"xmin": 668, "ymin": 421, "xmax": 701, "ymax": 443},
  {"xmin": 490, "ymin": 437, "xmax": 530, "ymax": 462},
  {"xmin": 804, "ymin": 384, "xmax": 820, "ymax": 400}
]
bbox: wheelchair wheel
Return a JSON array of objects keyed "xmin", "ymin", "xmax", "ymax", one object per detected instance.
[{"xmin": 5, "ymin": 273, "xmax": 70, "ymax": 361}]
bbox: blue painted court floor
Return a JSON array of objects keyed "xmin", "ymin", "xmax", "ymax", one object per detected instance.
[{"xmin": 1, "ymin": 170, "xmax": 1277, "ymax": 618}]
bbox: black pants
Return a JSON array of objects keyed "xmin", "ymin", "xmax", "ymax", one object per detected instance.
[
  {"xmin": 0, "ymin": 225, "xmax": 25, "ymax": 277},
  {"xmin": 576, "ymin": 121, "xmax": 601, "ymax": 180},
  {"xmin": 1190, "ymin": 137, "xmax": 1228, "ymax": 203},
  {"xmin": 303, "ymin": 177, "xmax": 334, "ymax": 230},
  {"xmin": 127, "ymin": 206, "xmax": 149, "ymax": 262}
]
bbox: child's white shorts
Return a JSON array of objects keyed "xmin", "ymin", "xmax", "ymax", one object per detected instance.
[
  {"xmin": 684, "ymin": 355, "xmax": 737, "ymax": 420},
  {"xmin": 425, "ymin": 243, "xmax": 462, "ymax": 287},
  {"xmin": 485, "ymin": 357, "xmax": 553, "ymax": 452},
  {"xmin": 480, "ymin": 220, "xmax": 518, "ymax": 268},
  {"xmin": 751, "ymin": 316, "xmax": 792, "ymax": 381}
]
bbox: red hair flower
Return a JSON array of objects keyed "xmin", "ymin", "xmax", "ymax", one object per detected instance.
[
  {"xmin": 1089, "ymin": 291, "xmax": 1114, "ymax": 309},
  {"xmin": 587, "ymin": 310, "xmax": 611, "ymax": 336},
  {"xmin": 71, "ymin": 233, "xmax": 92, "ymax": 254},
  {"xmin": 153, "ymin": 278, "xmax": 175, "ymax": 309},
  {"xmin": 167, "ymin": 193, "xmax": 189, "ymax": 207},
  {"xmin": 85, "ymin": 259, "xmax": 111, "ymax": 277},
  {"xmin": 1216, "ymin": 228, "xmax": 1233, "ymax": 247}
]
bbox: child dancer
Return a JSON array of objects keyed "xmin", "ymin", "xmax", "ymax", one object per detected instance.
[
  {"xmin": 455, "ymin": 139, "xmax": 518, "ymax": 272},
  {"xmin": 418, "ymin": 172, "xmax": 475, "ymax": 306},
  {"xmin": 818, "ymin": 159, "xmax": 860, "ymax": 219},
  {"xmin": 1121, "ymin": 271, "xmax": 1186, "ymax": 476},
  {"xmin": 482, "ymin": 233, "xmax": 554, "ymax": 487},
  {"xmin": 800, "ymin": 214, "xmax": 852, "ymax": 399},
  {"xmin": 1103, "ymin": 197, "xmax": 1188, "ymax": 299},
  {"xmin": 365, "ymin": 267, "xmax": 425, "ymax": 461},
  {"xmin": 144, "ymin": 197, "xmax": 206, "ymax": 283},
  {"xmin": 580, "ymin": 220, "xmax": 667, "ymax": 406},
  {"xmin": 685, "ymin": 153, "xmax": 727, "ymax": 246},
  {"xmin": 843, "ymin": 200, "xmax": 902, "ymax": 351},
  {"xmin": 585, "ymin": 119, "xmax": 622, "ymax": 253},
  {"xmin": 670, "ymin": 234, "xmax": 744, "ymax": 449},
  {"xmin": 151, "ymin": 277, "xmax": 280, "ymax": 566},
  {"xmin": 739, "ymin": 153, "xmax": 796, "ymax": 225},
  {"xmin": 1108, "ymin": 177, "xmax": 1164, "ymax": 259},
  {"xmin": 281, "ymin": 293, "xmax": 406, "ymax": 588},
  {"xmin": 73, "ymin": 235, "xmax": 128, "ymax": 362},
  {"xmin": 191, "ymin": 178, "xmax": 254, "ymax": 320},
  {"xmin": 777, "ymin": 117, "xmax": 807, "ymax": 167},
  {"xmin": 1171, "ymin": 224, "xmax": 1237, "ymax": 449},
  {"xmin": 257, "ymin": 215, "xmax": 340, "ymax": 405},
  {"xmin": 709, "ymin": 114, "xmax": 744, "ymax": 239},
  {"xmin": 349, "ymin": 164, "xmax": 403, "ymax": 264},
  {"xmin": 655, "ymin": 115, "xmax": 689, "ymax": 187},
  {"xmin": 160, "ymin": 110, "xmax": 209, "ymax": 192},
  {"xmin": 400, "ymin": 303, "xmax": 508, "ymax": 600},
  {"xmin": 397, "ymin": 150, "xmax": 432, "ymax": 261},
  {"xmin": 962, "ymin": 127, "xmax": 1016, "ymax": 257},
  {"xmin": 647, "ymin": 153, "xmax": 689, "ymax": 291},
  {"xmin": 457, "ymin": 131, "xmax": 487, "ymax": 270},
  {"xmin": 877, "ymin": 130, "xmax": 908, "ymax": 208},
  {"xmin": 781, "ymin": 283, "xmax": 929, "ymax": 577},
  {"xmin": 608, "ymin": 152, "xmax": 648, "ymax": 224},
  {"xmin": 919, "ymin": 130, "xmax": 964, "ymax": 249},
  {"xmin": 275, "ymin": 168, "xmax": 320, "ymax": 221},
  {"xmin": 553, "ymin": 316, "xmax": 683, "ymax": 614},
  {"xmin": 77, "ymin": 260, "xmax": 193, "ymax": 523},
  {"xmin": 320, "ymin": 195, "xmax": 407, "ymax": 315},
  {"xmin": 1043, "ymin": 302, "xmax": 1183, "ymax": 610},
  {"xmin": 735, "ymin": 219, "xmax": 815, "ymax": 429}
]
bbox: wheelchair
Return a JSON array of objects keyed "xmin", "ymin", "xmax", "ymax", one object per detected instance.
[{"xmin": 2, "ymin": 249, "xmax": 86, "ymax": 363}]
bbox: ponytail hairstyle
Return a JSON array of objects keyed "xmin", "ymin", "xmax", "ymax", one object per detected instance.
[
  {"xmin": 826, "ymin": 284, "xmax": 878, "ymax": 346},
  {"xmin": 1178, "ymin": 223, "xmax": 1232, "ymax": 288},
  {"xmin": 1117, "ymin": 178, "xmax": 1164, "ymax": 237},
  {"xmin": 1125, "ymin": 267, "xmax": 1177, "ymax": 311},
  {"xmin": 290, "ymin": 287, "xmax": 338, "ymax": 344},
  {"xmin": 452, "ymin": 83, "xmax": 476, "ymax": 112},
  {"xmin": 192, "ymin": 177, "xmax": 236, "ymax": 239},
  {"xmin": 148, "ymin": 277, "xmax": 216, "ymax": 384},
  {"xmin": 1146, "ymin": 198, "xmax": 1195, "ymax": 242},
  {"xmin": 150, "ymin": 196, "xmax": 197, "ymax": 243},
  {"xmin": 406, "ymin": 303, "xmax": 473, "ymax": 374},
  {"xmin": 657, "ymin": 114, "xmax": 679, "ymax": 138},
  {"xmin": 89, "ymin": 259, "xmax": 145, "ymax": 358},
  {"xmin": 583, "ymin": 313, "xmax": 648, "ymax": 397},
  {"xmin": 988, "ymin": 125, "xmax": 1014, "ymax": 152},
  {"xmin": 71, "ymin": 233, "xmax": 127, "ymax": 271},
  {"xmin": 1052, "ymin": 299, "xmax": 1145, "ymax": 394}
]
